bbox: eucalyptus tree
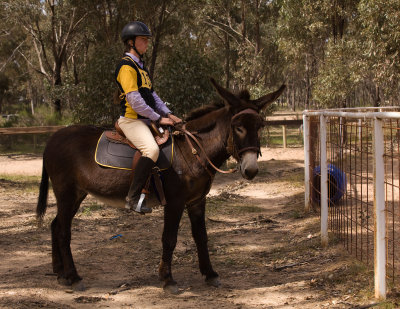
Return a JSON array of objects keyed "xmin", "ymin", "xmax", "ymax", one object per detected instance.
[
  {"xmin": 278, "ymin": 0, "xmax": 331, "ymax": 109},
  {"xmin": 358, "ymin": 0, "xmax": 400, "ymax": 105},
  {"xmin": 3, "ymin": 0, "xmax": 88, "ymax": 114},
  {"xmin": 312, "ymin": 0, "xmax": 361, "ymax": 108}
]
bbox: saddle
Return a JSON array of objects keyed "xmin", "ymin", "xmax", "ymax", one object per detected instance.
[
  {"xmin": 105, "ymin": 120, "xmax": 170, "ymax": 149},
  {"xmin": 95, "ymin": 121, "xmax": 173, "ymax": 206}
]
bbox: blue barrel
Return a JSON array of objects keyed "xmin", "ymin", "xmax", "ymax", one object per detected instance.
[{"xmin": 312, "ymin": 164, "xmax": 346, "ymax": 204}]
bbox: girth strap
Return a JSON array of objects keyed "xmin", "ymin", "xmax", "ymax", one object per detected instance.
[{"xmin": 152, "ymin": 168, "xmax": 167, "ymax": 206}]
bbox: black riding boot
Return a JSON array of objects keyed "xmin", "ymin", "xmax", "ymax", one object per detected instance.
[{"xmin": 125, "ymin": 156, "xmax": 155, "ymax": 214}]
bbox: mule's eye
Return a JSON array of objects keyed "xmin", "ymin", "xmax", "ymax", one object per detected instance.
[
  {"xmin": 235, "ymin": 126, "xmax": 244, "ymax": 134},
  {"xmin": 235, "ymin": 126, "xmax": 246, "ymax": 137}
]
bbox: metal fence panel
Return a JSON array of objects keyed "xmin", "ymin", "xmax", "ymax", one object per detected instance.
[{"xmin": 303, "ymin": 107, "xmax": 400, "ymax": 299}]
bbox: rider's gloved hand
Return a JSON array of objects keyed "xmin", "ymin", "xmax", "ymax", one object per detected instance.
[
  {"xmin": 167, "ymin": 113, "xmax": 183, "ymax": 125},
  {"xmin": 159, "ymin": 117, "xmax": 174, "ymax": 126}
]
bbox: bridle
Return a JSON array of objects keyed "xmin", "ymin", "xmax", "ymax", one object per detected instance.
[
  {"xmin": 175, "ymin": 108, "xmax": 262, "ymax": 177},
  {"xmin": 228, "ymin": 108, "xmax": 262, "ymax": 159}
]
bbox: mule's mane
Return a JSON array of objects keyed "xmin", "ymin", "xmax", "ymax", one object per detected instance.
[
  {"xmin": 185, "ymin": 101, "xmax": 225, "ymax": 122},
  {"xmin": 184, "ymin": 103, "xmax": 224, "ymax": 134},
  {"xmin": 185, "ymin": 89, "xmax": 252, "ymax": 122}
]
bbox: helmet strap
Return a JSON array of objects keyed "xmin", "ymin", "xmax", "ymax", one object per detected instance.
[
  {"xmin": 131, "ymin": 37, "xmax": 144, "ymax": 60},
  {"xmin": 133, "ymin": 46, "xmax": 143, "ymax": 60}
]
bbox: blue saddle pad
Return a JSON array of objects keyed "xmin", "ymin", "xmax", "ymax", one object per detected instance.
[{"xmin": 95, "ymin": 132, "xmax": 173, "ymax": 171}]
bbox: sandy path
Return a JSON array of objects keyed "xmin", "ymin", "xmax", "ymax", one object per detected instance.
[
  {"xmin": 0, "ymin": 154, "xmax": 43, "ymax": 175},
  {"xmin": 0, "ymin": 147, "xmax": 384, "ymax": 308}
]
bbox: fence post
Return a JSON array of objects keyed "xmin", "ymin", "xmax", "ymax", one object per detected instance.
[
  {"xmin": 303, "ymin": 114, "xmax": 311, "ymax": 211},
  {"xmin": 320, "ymin": 115, "xmax": 328, "ymax": 247},
  {"xmin": 373, "ymin": 117, "xmax": 386, "ymax": 299},
  {"xmin": 282, "ymin": 125, "xmax": 287, "ymax": 148}
]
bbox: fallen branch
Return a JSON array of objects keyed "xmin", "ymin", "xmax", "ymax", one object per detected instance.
[
  {"xmin": 207, "ymin": 217, "xmax": 275, "ymax": 226},
  {"xmin": 108, "ymin": 283, "xmax": 132, "ymax": 295},
  {"xmin": 273, "ymin": 262, "xmax": 308, "ymax": 271},
  {"xmin": 109, "ymin": 286, "xmax": 131, "ymax": 295},
  {"xmin": 351, "ymin": 303, "xmax": 380, "ymax": 309}
]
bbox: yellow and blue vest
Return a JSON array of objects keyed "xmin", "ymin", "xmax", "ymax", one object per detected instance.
[{"xmin": 115, "ymin": 56, "xmax": 156, "ymax": 119}]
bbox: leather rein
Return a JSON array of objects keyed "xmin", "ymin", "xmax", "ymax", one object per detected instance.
[{"xmin": 175, "ymin": 108, "xmax": 261, "ymax": 177}]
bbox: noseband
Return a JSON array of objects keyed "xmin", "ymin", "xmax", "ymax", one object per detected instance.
[{"xmin": 177, "ymin": 108, "xmax": 261, "ymax": 177}]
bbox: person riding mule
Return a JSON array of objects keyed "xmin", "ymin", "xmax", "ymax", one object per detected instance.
[
  {"xmin": 36, "ymin": 77, "xmax": 285, "ymax": 292},
  {"xmin": 115, "ymin": 21, "xmax": 182, "ymax": 214}
]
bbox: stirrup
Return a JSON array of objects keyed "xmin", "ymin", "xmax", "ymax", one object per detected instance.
[
  {"xmin": 134, "ymin": 193, "xmax": 152, "ymax": 213},
  {"xmin": 125, "ymin": 194, "xmax": 152, "ymax": 213}
]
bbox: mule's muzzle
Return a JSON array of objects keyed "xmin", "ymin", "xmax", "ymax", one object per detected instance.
[{"xmin": 239, "ymin": 152, "xmax": 259, "ymax": 180}]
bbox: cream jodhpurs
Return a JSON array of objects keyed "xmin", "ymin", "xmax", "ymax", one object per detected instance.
[{"xmin": 117, "ymin": 117, "xmax": 159, "ymax": 163}]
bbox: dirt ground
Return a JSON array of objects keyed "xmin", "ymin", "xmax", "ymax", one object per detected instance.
[{"xmin": 0, "ymin": 147, "xmax": 391, "ymax": 308}]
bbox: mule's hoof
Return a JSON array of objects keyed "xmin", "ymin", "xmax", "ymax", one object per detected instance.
[
  {"xmin": 206, "ymin": 276, "xmax": 221, "ymax": 287},
  {"xmin": 163, "ymin": 283, "xmax": 179, "ymax": 295},
  {"xmin": 72, "ymin": 280, "xmax": 86, "ymax": 291},
  {"xmin": 57, "ymin": 277, "xmax": 70, "ymax": 286}
]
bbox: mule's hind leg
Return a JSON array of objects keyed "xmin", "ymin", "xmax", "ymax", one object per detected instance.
[
  {"xmin": 187, "ymin": 198, "xmax": 220, "ymax": 286},
  {"xmin": 52, "ymin": 189, "xmax": 87, "ymax": 289},
  {"xmin": 51, "ymin": 216, "xmax": 63, "ymax": 275}
]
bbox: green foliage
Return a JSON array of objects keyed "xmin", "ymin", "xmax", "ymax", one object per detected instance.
[
  {"xmin": 313, "ymin": 41, "xmax": 356, "ymax": 108},
  {"xmin": 15, "ymin": 105, "xmax": 72, "ymax": 126},
  {"xmin": 1, "ymin": 0, "xmax": 400, "ymax": 125},
  {"xmin": 156, "ymin": 44, "xmax": 223, "ymax": 117},
  {"xmin": 0, "ymin": 174, "xmax": 41, "ymax": 192},
  {"xmin": 358, "ymin": 0, "xmax": 400, "ymax": 100},
  {"xmin": 67, "ymin": 46, "xmax": 121, "ymax": 126},
  {"xmin": 80, "ymin": 203, "xmax": 103, "ymax": 216}
]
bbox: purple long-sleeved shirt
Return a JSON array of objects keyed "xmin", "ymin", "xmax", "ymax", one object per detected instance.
[{"xmin": 123, "ymin": 53, "xmax": 171, "ymax": 121}]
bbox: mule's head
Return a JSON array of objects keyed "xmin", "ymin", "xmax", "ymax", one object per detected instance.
[{"xmin": 211, "ymin": 78, "xmax": 286, "ymax": 180}]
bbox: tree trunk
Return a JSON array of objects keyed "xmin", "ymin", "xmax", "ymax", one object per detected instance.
[
  {"xmin": 225, "ymin": 32, "xmax": 230, "ymax": 89},
  {"xmin": 53, "ymin": 61, "xmax": 62, "ymax": 115},
  {"xmin": 374, "ymin": 85, "xmax": 381, "ymax": 107},
  {"xmin": 72, "ymin": 55, "xmax": 79, "ymax": 85},
  {"xmin": 291, "ymin": 81, "xmax": 296, "ymax": 111},
  {"xmin": 241, "ymin": 0, "xmax": 246, "ymax": 42},
  {"xmin": 254, "ymin": 0, "xmax": 261, "ymax": 55},
  {"xmin": 27, "ymin": 79, "xmax": 35, "ymax": 115},
  {"xmin": 305, "ymin": 55, "xmax": 311, "ymax": 110},
  {"xmin": 149, "ymin": 0, "xmax": 167, "ymax": 79}
]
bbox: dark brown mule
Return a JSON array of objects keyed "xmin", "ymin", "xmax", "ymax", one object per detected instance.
[{"xmin": 37, "ymin": 79, "xmax": 285, "ymax": 293}]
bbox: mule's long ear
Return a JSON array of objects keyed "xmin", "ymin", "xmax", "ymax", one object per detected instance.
[
  {"xmin": 210, "ymin": 78, "xmax": 241, "ymax": 107},
  {"xmin": 252, "ymin": 84, "xmax": 286, "ymax": 111}
]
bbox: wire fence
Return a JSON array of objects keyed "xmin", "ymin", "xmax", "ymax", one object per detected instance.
[{"xmin": 304, "ymin": 107, "xmax": 400, "ymax": 298}]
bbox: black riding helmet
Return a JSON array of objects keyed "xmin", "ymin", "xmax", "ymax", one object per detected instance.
[
  {"xmin": 121, "ymin": 21, "xmax": 151, "ymax": 59},
  {"xmin": 121, "ymin": 21, "xmax": 152, "ymax": 42}
]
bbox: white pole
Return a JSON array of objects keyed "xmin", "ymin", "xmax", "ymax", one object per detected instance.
[
  {"xmin": 373, "ymin": 117, "xmax": 386, "ymax": 299},
  {"xmin": 320, "ymin": 115, "xmax": 328, "ymax": 247},
  {"xmin": 282, "ymin": 125, "xmax": 287, "ymax": 148},
  {"xmin": 303, "ymin": 115, "xmax": 311, "ymax": 211}
]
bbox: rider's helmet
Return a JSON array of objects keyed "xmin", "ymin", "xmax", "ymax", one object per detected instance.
[{"xmin": 121, "ymin": 21, "xmax": 152, "ymax": 43}]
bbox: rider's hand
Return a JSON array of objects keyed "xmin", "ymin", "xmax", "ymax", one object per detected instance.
[
  {"xmin": 159, "ymin": 117, "xmax": 174, "ymax": 126},
  {"xmin": 168, "ymin": 113, "xmax": 183, "ymax": 124}
]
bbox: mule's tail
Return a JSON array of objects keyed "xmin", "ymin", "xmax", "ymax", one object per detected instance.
[{"xmin": 37, "ymin": 162, "xmax": 49, "ymax": 221}]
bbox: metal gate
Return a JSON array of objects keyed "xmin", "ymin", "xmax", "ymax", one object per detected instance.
[{"xmin": 303, "ymin": 107, "xmax": 400, "ymax": 299}]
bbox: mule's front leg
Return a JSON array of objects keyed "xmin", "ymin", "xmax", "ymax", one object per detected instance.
[
  {"xmin": 187, "ymin": 198, "xmax": 220, "ymax": 287},
  {"xmin": 159, "ymin": 203, "xmax": 184, "ymax": 293}
]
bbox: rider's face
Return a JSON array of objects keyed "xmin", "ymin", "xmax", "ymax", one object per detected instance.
[{"xmin": 135, "ymin": 36, "xmax": 150, "ymax": 55}]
